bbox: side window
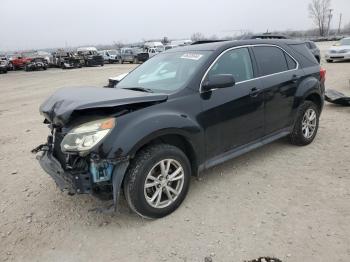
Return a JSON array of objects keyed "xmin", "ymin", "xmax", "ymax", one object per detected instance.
[
  {"xmin": 253, "ymin": 46, "xmax": 289, "ymax": 76},
  {"xmin": 284, "ymin": 53, "xmax": 297, "ymax": 70},
  {"xmin": 208, "ymin": 48, "xmax": 254, "ymax": 83}
]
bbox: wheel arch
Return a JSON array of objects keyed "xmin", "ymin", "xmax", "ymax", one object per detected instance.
[
  {"xmin": 304, "ymin": 92, "xmax": 322, "ymax": 111},
  {"xmin": 129, "ymin": 131, "xmax": 199, "ymax": 177}
]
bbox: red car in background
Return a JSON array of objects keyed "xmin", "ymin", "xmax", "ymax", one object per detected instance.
[{"xmin": 11, "ymin": 56, "xmax": 32, "ymax": 70}]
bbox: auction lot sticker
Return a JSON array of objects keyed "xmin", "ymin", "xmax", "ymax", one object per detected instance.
[{"xmin": 180, "ymin": 53, "xmax": 203, "ymax": 60}]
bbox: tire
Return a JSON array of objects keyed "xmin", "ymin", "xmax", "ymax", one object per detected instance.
[
  {"xmin": 289, "ymin": 101, "xmax": 319, "ymax": 146},
  {"xmin": 124, "ymin": 144, "xmax": 191, "ymax": 219},
  {"xmin": 326, "ymin": 59, "xmax": 333, "ymax": 63}
]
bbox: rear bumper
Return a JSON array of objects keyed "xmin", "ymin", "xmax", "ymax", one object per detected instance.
[{"xmin": 325, "ymin": 53, "xmax": 350, "ymax": 60}]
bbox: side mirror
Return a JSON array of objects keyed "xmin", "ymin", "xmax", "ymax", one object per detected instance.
[{"xmin": 202, "ymin": 74, "xmax": 235, "ymax": 92}]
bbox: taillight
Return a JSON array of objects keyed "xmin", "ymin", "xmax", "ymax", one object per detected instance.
[{"xmin": 320, "ymin": 68, "xmax": 326, "ymax": 82}]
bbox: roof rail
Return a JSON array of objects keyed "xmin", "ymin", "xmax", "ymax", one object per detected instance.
[{"xmin": 191, "ymin": 40, "xmax": 228, "ymax": 45}]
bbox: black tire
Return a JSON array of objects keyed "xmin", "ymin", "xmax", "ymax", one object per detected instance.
[
  {"xmin": 124, "ymin": 144, "xmax": 191, "ymax": 219},
  {"xmin": 289, "ymin": 101, "xmax": 319, "ymax": 146},
  {"xmin": 326, "ymin": 59, "xmax": 333, "ymax": 63}
]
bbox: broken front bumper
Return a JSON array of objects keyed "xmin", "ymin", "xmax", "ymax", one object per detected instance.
[
  {"xmin": 37, "ymin": 150, "xmax": 92, "ymax": 195},
  {"xmin": 33, "ymin": 141, "xmax": 129, "ymax": 211}
]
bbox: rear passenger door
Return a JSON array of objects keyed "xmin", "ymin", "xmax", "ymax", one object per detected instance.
[{"xmin": 252, "ymin": 45, "xmax": 302, "ymax": 135}]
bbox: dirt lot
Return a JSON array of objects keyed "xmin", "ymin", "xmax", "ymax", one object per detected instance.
[{"xmin": 1, "ymin": 42, "xmax": 350, "ymax": 262}]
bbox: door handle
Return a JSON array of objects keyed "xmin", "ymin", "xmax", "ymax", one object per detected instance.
[{"xmin": 249, "ymin": 87, "xmax": 261, "ymax": 97}]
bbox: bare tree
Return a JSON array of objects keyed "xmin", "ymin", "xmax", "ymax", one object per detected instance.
[
  {"xmin": 191, "ymin": 32, "xmax": 206, "ymax": 42},
  {"xmin": 113, "ymin": 41, "xmax": 124, "ymax": 49},
  {"xmin": 308, "ymin": 0, "xmax": 331, "ymax": 36}
]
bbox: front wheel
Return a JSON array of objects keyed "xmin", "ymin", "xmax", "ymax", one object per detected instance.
[
  {"xmin": 326, "ymin": 59, "xmax": 333, "ymax": 63},
  {"xmin": 289, "ymin": 101, "xmax": 319, "ymax": 146},
  {"xmin": 124, "ymin": 144, "xmax": 191, "ymax": 219}
]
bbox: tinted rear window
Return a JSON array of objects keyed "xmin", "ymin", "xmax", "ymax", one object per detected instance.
[{"xmin": 253, "ymin": 46, "xmax": 289, "ymax": 76}]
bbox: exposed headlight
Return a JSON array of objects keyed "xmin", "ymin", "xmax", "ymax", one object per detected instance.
[{"xmin": 61, "ymin": 118, "xmax": 115, "ymax": 153}]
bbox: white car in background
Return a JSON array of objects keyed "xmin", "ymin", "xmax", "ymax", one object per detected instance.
[
  {"xmin": 98, "ymin": 50, "xmax": 120, "ymax": 64},
  {"xmin": 325, "ymin": 37, "xmax": 350, "ymax": 62}
]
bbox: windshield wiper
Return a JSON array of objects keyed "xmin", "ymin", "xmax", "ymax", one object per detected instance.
[{"xmin": 122, "ymin": 87, "xmax": 154, "ymax": 93}]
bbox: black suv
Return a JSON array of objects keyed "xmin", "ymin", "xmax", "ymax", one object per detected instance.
[{"xmin": 33, "ymin": 40, "xmax": 325, "ymax": 219}]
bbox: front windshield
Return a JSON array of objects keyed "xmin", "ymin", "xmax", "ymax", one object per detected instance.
[
  {"xmin": 156, "ymin": 47, "xmax": 164, "ymax": 52},
  {"xmin": 117, "ymin": 51, "xmax": 211, "ymax": 93},
  {"xmin": 339, "ymin": 38, "xmax": 350, "ymax": 46},
  {"xmin": 123, "ymin": 49, "xmax": 133, "ymax": 54},
  {"xmin": 108, "ymin": 50, "xmax": 117, "ymax": 55}
]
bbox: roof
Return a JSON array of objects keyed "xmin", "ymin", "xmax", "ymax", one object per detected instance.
[{"xmin": 166, "ymin": 39, "xmax": 305, "ymax": 52}]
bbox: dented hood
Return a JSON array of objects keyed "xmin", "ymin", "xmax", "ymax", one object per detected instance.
[{"xmin": 40, "ymin": 87, "xmax": 168, "ymax": 126}]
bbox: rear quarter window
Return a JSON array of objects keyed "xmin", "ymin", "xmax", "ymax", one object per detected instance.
[
  {"xmin": 253, "ymin": 46, "xmax": 290, "ymax": 76},
  {"xmin": 288, "ymin": 43, "xmax": 318, "ymax": 66}
]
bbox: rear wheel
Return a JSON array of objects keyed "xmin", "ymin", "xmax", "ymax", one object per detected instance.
[
  {"xmin": 326, "ymin": 59, "xmax": 333, "ymax": 63},
  {"xmin": 289, "ymin": 101, "xmax": 319, "ymax": 146},
  {"xmin": 124, "ymin": 144, "xmax": 191, "ymax": 219}
]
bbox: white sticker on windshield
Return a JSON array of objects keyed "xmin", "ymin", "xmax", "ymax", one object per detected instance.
[{"xmin": 180, "ymin": 53, "xmax": 203, "ymax": 60}]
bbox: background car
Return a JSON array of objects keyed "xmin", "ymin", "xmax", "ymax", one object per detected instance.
[
  {"xmin": 0, "ymin": 57, "xmax": 12, "ymax": 71},
  {"xmin": 120, "ymin": 48, "xmax": 137, "ymax": 63},
  {"xmin": 98, "ymin": 50, "xmax": 121, "ymax": 64},
  {"xmin": 325, "ymin": 37, "xmax": 350, "ymax": 63},
  {"xmin": 77, "ymin": 47, "xmax": 104, "ymax": 67},
  {"xmin": 11, "ymin": 56, "xmax": 32, "ymax": 70},
  {"xmin": 51, "ymin": 51, "xmax": 83, "ymax": 69},
  {"xmin": 0, "ymin": 60, "xmax": 8, "ymax": 73},
  {"xmin": 24, "ymin": 57, "xmax": 48, "ymax": 71}
]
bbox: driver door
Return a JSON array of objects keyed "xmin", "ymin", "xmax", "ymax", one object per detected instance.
[{"xmin": 199, "ymin": 47, "xmax": 264, "ymax": 161}]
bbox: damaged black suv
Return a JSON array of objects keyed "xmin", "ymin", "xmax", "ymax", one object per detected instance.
[{"xmin": 33, "ymin": 40, "xmax": 325, "ymax": 218}]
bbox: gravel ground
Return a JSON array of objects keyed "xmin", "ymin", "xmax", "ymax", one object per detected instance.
[{"xmin": 0, "ymin": 42, "xmax": 349, "ymax": 262}]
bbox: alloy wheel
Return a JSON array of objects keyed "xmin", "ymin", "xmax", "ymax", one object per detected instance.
[
  {"xmin": 302, "ymin": 108, "xmax": 317, "ymax": 139},
  {"xmin": 144, "ymin": 159, "xmax": 185, "ymax": 209}
]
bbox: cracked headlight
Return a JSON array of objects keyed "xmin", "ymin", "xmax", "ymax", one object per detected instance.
[{"xmin": 61, "ymin": 118, "xmax": 115, "ymax": 153}]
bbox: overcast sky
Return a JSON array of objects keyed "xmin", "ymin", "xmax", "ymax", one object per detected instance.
[{"xmin": 1, "ymin": 0, "xmax": 350, "ymax": 51}]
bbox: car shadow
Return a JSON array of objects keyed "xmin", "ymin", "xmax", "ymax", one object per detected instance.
[{"xmin": 46, "ymin": 137, "xmax": 294, "ymax": 225}]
